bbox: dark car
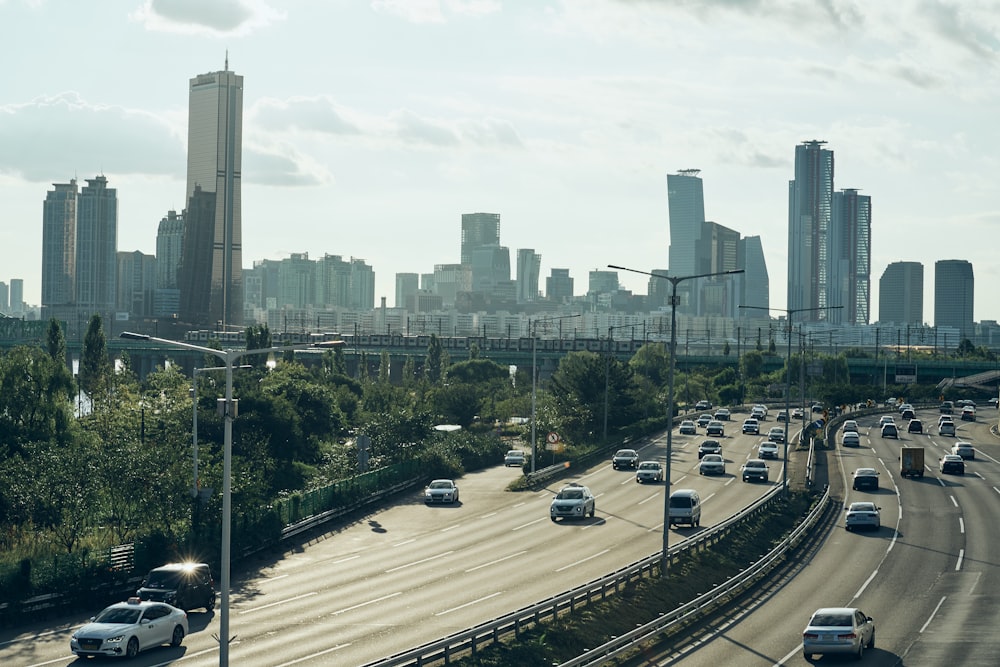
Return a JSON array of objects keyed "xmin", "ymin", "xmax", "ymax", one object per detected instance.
[
  {"xmin": 851, "ymin": 468, "xmax": 879, "ymax": 491},
  {"xmin": 939, "ymin": 454, "xmax": 965, "ymax": 474},
  {"xmin": 880, "ymin": 423, "xmax": 898, "ymax": 439},
  {"xmin": 612, "ymin": 448, "xmax": 639, "ymax": 470},
  {"xmin": 695, "ymin": 400, "xmax": 713, "ymax": 411},
  {"xmin": 900, "ymin": 408, "xmax": 915, "ymax": 421},
  {"xmin": 136, "ymin": 562, "xmax": 216, "ymax": 612},
  {"xmin": 907, "ymin": 419, "xmax": 923, "ymax": 433},
  {"xmin": 697, "ymin": 439, "xmax": 722, "ymax": 459}
]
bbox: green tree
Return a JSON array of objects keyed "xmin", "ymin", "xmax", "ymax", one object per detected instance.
[
  {"xmin": 425, "ymin": 334, "xmax": 444, "ymax": 384},
  {"xmin": 79, "ymin": 314, "xmax": 111, "ymax": 406}
]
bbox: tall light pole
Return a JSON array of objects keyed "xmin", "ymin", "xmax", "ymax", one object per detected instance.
[
  {"xmin": 192, "ymin": 365, "xmax": 251, "ymax": 498},
  {"xmin": 529, "ymin": 314, "xmax": 580, "ymax": 473},
  {"xmin": 121, "ymin": 332, "xmax": 340, "ymax": 667},
  {"xmin": 609, "ymin": 265, "xmax": 743, "ymax": 575},
  {"xmin": 739, "ymin": 305, "xmax": 841, "ymax": 497}
]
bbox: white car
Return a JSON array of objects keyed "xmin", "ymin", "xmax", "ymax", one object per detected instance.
[
  {"xmin": 802, "ymin": 607, "xmax": 875, "ymax": 661},
  {"xmin": 741, "ymin": 418, "xmax": 760, "ymax": 435},
  {"xmin": 878, "ymin": 415, "xmax": 895, "ymax": 428},
  {"xmin": 503, "ymin": 450, "xmax": 526, "ymax": 467},
  {"xmin": 635, "ymin": 460, "xmax": 663, "ymax": 483},
  {"xmin": 751, "ymin": 405, "xmax": 768, "ymax": 420},
  {"xmin": 698, "ymin": 453, "xmax": 726, "ymax": 475},
  {"xmin": 845, "ymin": 502, "xmax": 881, "ymax": 531},
  {"xmin": 841, "ymin": 431, "xmax": 861, "ymax": 447},
  {"xmin": 757, "ymin": 441, "xmax": 779, "ymax": 459},
  {"xmin": 424, "ymin": 479, "xmax": 460, "ymax": 503},
  {"xmin": 550, "ymin": 483, "xmax": 596, "ymax": 521},
  {"xmin": 70, "ymin": 598, "xmax": 188, "ymax": 659},
  {"xmin": 842, "ymin": 420, "xmax": 858, "ymax": 433}
]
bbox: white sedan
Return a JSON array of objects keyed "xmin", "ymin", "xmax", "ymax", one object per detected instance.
[
  {"xmin": 424, "ymin": 479, "xmax": 460, "ymax": 503},
  {"xmin": 698, "ymin": 454, "xmax": 726, "ymax": 475},
  {"xmin": 70, "ymin": 598, "xmax": 187, "ymax": 659}
]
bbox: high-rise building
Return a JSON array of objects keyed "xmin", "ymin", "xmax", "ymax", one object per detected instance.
[
  {"xmin": 588, "ymin": 270, "xmax": 619, "ymax": 295},
  {"xmin": 515, "ymin": 249, "xmax": 541, "ymax": 304},
  {"xmin": 470, "ymin": 245, "xmax": 511, "ymax": 296},
  {"xmin": 460, "ymin": 213, "xmax": 500, "ymax": 266},
  {"xmin": 41, "ymin": 179, "xmax": 78, "ymax": 317},
  {"xmin": 878, "ymin": 261, "xmax": 923, "ymax": 325},
  {"xmin": 395, "ymin": 273, "xmax": 419, "ymax": 309},
  {"xmin": 117, "ymin": 250, "xmax": 157, "ymax": 317},
  {"xmin": 180, "ymin": 63, "xmax": 243, "ymax": 328},
  {"xmin": 9, "ymin": 279, "xmax": 23, "ymax": 314},
  {"xmin": 155, "ymin": 210, "xmax": 185, "ymax": 290},
  {"xmin": 697, "ymin": 221, "xmax": 740, "ymax": 316},
  {"xmin": 667, "ymin": 170, "xmax": 706, "ymax": 314},
  {"xmin": 0, "ymin": 282, "xmax": 8, "ymax": 313},
  {"xmin": 75, "ymin": 175, "xmax": 118, "ymax": 320},
  {"xmin": 737, "ymin": 236, "xmax": 769, "ymax": 314},
  {"xmin": 787, "ymin": 140, "xmax": 834, "ymax": 322},
  {"xmin": 829, "ymin": 188, "xmax": 871, "ymax": 325},
  {"xmin": 934, "ymin": 260, "xmax": 974, "ymax": 340},
  {"xmin": 545, "ymin": 268, "xmax": 574, "ymax": 303}
]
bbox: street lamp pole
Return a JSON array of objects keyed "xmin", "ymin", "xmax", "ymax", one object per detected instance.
[
  {"xmin": 192, "ymin": 365, "xmax": 251, "ymax": 498},
  {"xmin": 739, "ymin": 305, "xmax": 841, "ymax": 497},
  {"xmin": 609, "ymin": 265, "xmax": 743, "ymax": 575},
  {"xmin": 121, "ymin": 332, "xmax": 340, "ymax": 667}
]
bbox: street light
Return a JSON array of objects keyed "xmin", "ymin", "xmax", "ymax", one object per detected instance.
[
  {"xmin": 192, "ymin": 365, "xmax": 251, "ymax": 498},
  {"xmin": 120, "ymin": 332, "xmax": 341, "ymax": 667},
  {"xmin": 739, "ymin": 304, "xmax": 842, "ymax": 497},
  {"xmin": 609, "ymin": 265, "xmax": 744, "ymax": 575},
  {"xmin": 529, "ymin": 314, "xmax": 580, "ymax": 473}
]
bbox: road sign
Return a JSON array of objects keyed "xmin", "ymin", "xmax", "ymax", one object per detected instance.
[{"xmin": 546, "ymin": 432, "xmax": 560, "ymax": 444}]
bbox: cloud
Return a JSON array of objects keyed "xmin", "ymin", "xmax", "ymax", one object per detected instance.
[
  {"xmin": 130, "ymin": 0, "xmax": 286, "ymax": 36},
  {"xmin": 0, "ymin": 92, "xmax": 182, "ymax": 182},
  {"xmin": 371, "ymin": 0, "xmax": 501, "ymax": 24},
  {"xmin": 250, "ymin": 96, "xmax": 362, "ymax": 135}
]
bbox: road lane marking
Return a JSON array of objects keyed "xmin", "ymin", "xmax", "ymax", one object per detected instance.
[
  {"xmin": 334, "ymin": 555, "xmax": 360, "ymax": 564},
  {"xmin": 385, "ymin": 550, "xmax": 455, "ymax": 573},
  {"xmin": 949, "ymin": 495, "xmax": 958, "ymax": 507},
  {"xmin": 638, "ymin": 492, "xmax": 661, "ymax": 505},
  {"xmin": 920, "ymin": 596, "xmax": 947, "ymax": 632},
  {"xmin": 435, "ymin": 591, "xmax": 503, "ymax": 616},
  {"xmin": 332, "ymin": 591, "xmax": 401, "ymax": 615},
  {"xmin": 555, "ymin": 549, "xmax": 611, "ymax": 573},
  {"xmin": 465, "ymin": 550, "xmax": 528, "ymax": 573},
  {"xmin": 959, "ymin": 517, "xmax": 965, "ymax": 534},
  {"xmin": 956, "ymin": 548, "xmax": 964, "ymax": 571},
  {"xmin": 441, "ymin": 524, "xmax": 462, "ymax": 532},
  {"xmin": 393, "ymin": 539, "xmax": 415, "ymax": 547},
  {"xmin": 513, "ymin": 517, "xmax": 547, "ymax": 531},
  {"xmin": 239, "ymin": 591, "xmax": 317, "ymax": 614},
  {"xmin": 274, "ymin": 643, "xmax": 351, "ymax": 666}
]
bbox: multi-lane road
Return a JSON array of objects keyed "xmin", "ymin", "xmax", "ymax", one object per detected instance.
[{"xmin": 1, "ymin": 407, "xmax": 997, "ymax": 666}]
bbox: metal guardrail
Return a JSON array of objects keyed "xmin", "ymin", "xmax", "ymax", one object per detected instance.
[
  {"xmin": 359, "ymin": 483, "xmax": 795, "ymax": 667},
  {"xmin": 557, "ymin": 484, "xmax": 832, "ymax": 667}
]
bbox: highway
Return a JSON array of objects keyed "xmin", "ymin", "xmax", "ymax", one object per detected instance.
[
  {"xmin": 656, "ymin": 406, "xmax": 1000, "ymax": 666},
  {"xmin": 0, "ymin": 412, "xmax": 785, "ymax": 666}
]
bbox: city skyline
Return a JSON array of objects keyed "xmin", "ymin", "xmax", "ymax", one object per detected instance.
[{"xmin": 2, "ymin": 2, "xmax": 998, "ymax": 322}]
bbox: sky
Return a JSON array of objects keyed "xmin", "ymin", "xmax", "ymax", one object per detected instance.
[{"xmin": 2, "ymin": 0, "xmax": 999, "ymax": 323}]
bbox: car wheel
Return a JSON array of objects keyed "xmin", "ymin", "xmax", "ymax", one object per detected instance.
[
  {"xmin": 803, "ymin": 652, "xmax": 814, "ymax": 662},
  {"xmin": 867, "ymin": 630, "xmax": 875, "ymax": 649},
  {"xmin": 126, "ymin": 637, "xmax": 140, "ymax": 658},
  {"xmin": 206, "ymin": 594, "xmax": 215, "ymax": 610},
  {"xmin": 171, "ymin": 625, "xmax": 185, "ymax": 647},
  {"xmin": 846, "ymin": 525, "xmax": 853, "ymax": 532},
  {"xmin": 589, "ymin": 506, "xmax": 595, "ymax": 518},
  {"xmin": 856, "ymin": 640, "xmax": 864, "ymax": 660}
]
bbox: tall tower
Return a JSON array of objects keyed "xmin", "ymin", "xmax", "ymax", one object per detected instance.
[
  {"xmin": 934, "ymin": 260, "xmax": 974, "ymax": 340},
  {"xmin": 878, "ymin": 261, "xmax": 923, "ymax": 325},
  {"xmin": 180, "ymin": 61, "xmax": 243, "ymax": 328},
  {"xmin": 829, "ymin": 188, "xmax": 871, "ymax": 325},
  {"xmin": 41, "ymin": 179, "xmax": 78, "ymax": 318},
  {"xmin": 460, "ymin": 213, "xmax": 500, "ymax": 266},
  {"xmin": 667, "ymin": 169, "xmax": 706, "ymax": 314},
  {"xmin": 515, "ymin": 248, "xmax": 541, "ymax": 304},
  {"xmin": 75, "ymin": 175, "xmax": 118, "ymax": 320},
  {"xmin": 787, "ymin": 140, "xmax": 834, "ymax": 321}
]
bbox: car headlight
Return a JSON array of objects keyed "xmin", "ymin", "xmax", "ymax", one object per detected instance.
[{"xmin": 106, "ymin": 635, "xmax": 125, "ymax": 644}]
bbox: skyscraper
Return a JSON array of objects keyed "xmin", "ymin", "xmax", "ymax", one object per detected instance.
[
  {"xmin": 75, "ymin": 175, "xmax": 118, "ymax": 319},
  {"xmin": 829, "ymin": 188, "xmax": 871, "ymax": 325},
  {"xmin": 460, "ymin": 213, "xmax": 500, "ymax": 266},
  {"xmin": 515, "ymin": 249, "xmax": 541, "ymax": 304},
  {"xmin": 738, "ymin": 236, "xmax": 769, "ymax": 314},
  {"xmin": 667, "ymin": 170, "xmax": 706, "ymax": 314},
  {"xmin": 934, "ymin": 260, "xmax": 974, "ymax": 340},
  {"xmin": 787, "ymin": 140, "xmax": 834, "ymax": 321},
  {"xmin": 878, "ymin": 261, "xmax": 923, "ymax": 325},
  {"xmin": 41, "ymin": 179, "xmax": 78, "ymax": 318},
  {"xmin": 395, "ymin": 272, "xmax": 419, "ymax": 309},
  {"xmin": 180, "ymin": 62, "xmax": 243, "ymax": 328}
]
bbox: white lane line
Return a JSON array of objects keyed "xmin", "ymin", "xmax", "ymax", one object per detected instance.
[
  {"xmin": 435, "ymin": 591, "xmax": 503, "ymax": 616},
  {"xmin": 267, "ymin": 573, "xmax": 290, "ymax": 582},
  {"xmin": 393, "ymin": 538, "xmax": 415, "ymax": 547},
  {"xmin": 959, "ymin": 517, "xmax": 965, "ymax": 534},
  {"xmin": 274, "ymin": 643, "xmax": 351, "ymax": 666},
  {"xmin": 385, "ymin": 550, "xmax": 455, "ymax": 573},
  {"xmin": 956, "ymin": 548, "xmax": 964, "ymax": 571},
  {"xmin": 638, "ymin": 492, "xmax": 661, "ymax": 505},
  {"xmin": 331, "ymin": 591, "xmax": 401, "ymax": 615},
  {"xmin": 334, "ymin": 554, "xmax": 360, "ymax": 564},
  {"xmin": 513, "ymin": 517, "xmax": 547, "ymax": 531},
  {"xmin": 238, "ymin": 591, "xmax": 317, "ymax": 614},
  {"xmin": 441, "ymin": 523, "xmax": 462, "ymax": 532},
  {"xmin": 479, "ymin": 511, "xmax": 498, "ymax": 519},
  {"xmin": 854, "ymin": 569, "xmax": 879, "ymax": 599},
  {"xmin": 920, "ymin": 596, "xmax": 947, "ymax": 633},
  {"xmin": 949, "ymin": 495, "xmax": 958, "ymax": 507},
  {"xmin": 555, "ymin": 549, "xmax": 611, "ymax": 573},
  {"xmin": 465, "ymin": 550, "xmax": 528, "ymax": 573}
]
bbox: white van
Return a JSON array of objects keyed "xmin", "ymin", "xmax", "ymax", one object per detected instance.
[{"xmin": 668, "ymin": 489, "xmax": 701, "ymax": 527}]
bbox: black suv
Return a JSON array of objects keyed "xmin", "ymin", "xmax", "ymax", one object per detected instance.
[
  {"xmin": 136, "ymin": 562, "xmax": 216, "ymax": 611},
  {"xmin": 612, "ymin": 448, "xmax": 639, "ymax": 470}
]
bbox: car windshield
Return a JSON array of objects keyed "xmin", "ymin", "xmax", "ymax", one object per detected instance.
[
  {"xmin": 616, "ymin": 450, "xmax": 636, "ymax": 457},
  {"xmin": 746, "ymin": 462, "xmax": 765, "ymax": 469},
  {"xmin": 557, "ymin": 488, "xmax": 584, "ymax": 500},
  {"xmin": 144, "ymin": 571, "xmax": 184, "ymax": 588},
  {"xmin": 810, "ymin": 612, "xmax": 852, "ymax": 627},
  {"xmin": 639, "ymin": 462, "xmax": 659, "ymax": 470},
  {"xmin": 95, "ymin": 607, "xmax": 142, "ymax": 624},
  {"xmin": 856, "ymin": 469, "xmax": 876, "ymax": 476},
  {"xmin": 850, "ymin": 503, "xmax": 877, "ymax": 512},
  {"xmin": 429, "ymin": 481, "xmax": 453, "ymax": 489},
  {"xmin": 702, "ymin": 455, "xmax": 722, "ymax": 463}
]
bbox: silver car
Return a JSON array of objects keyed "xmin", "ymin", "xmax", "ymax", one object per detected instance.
[
  {"xmin": 635, "ymin": 460, "xmax": 663, "ymax": 483},
  {"xmin": 845, "ymin": 501, "xmax": 880, "ymax": 531},
  {"xmin": 424, "ymin": 479, "xmax": 460, "ymax": 503},
  {"xmin": 802, "ymin": 607, "xmax": 875, "ymax": 661},
  {"xmin": 698, "ymin": 453, "xmax": 725, "ymax": 476},
  {"xmin": 549, "ymin": 483, "xmax": 596, "ymax": 521}
]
